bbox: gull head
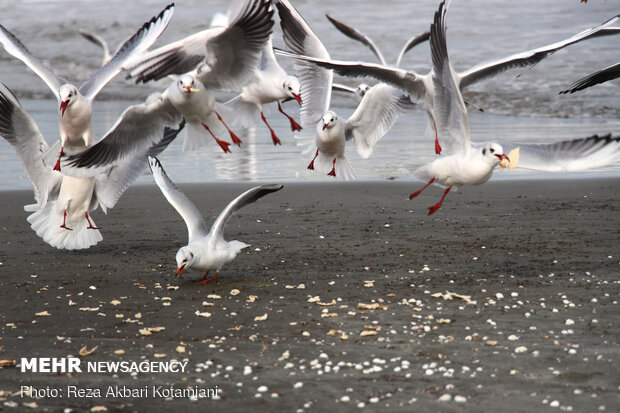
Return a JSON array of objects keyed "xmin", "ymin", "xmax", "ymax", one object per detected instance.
[
  {"xmin": 321, "ymin": 111, "xmax": 338, "ymax": 131},
  {"xmin": 356, "ymin": 83, "xmax": 370, "ymax": 98},
  {"xmin": 175, "ymin": 246, "xmax": 195, "ymax": 277},
  {"xmin": 177, "ymin": 74, "xmax": 201, "ymax": 95},
  {"xmin": 481, "ymin": 143, "xmax": 509, "ymax": 165},
  {"xmin": 283, "ymin": 76, "xmax": 301, "ymax": 105},
  {"xmin": 58, "ymin": 84, "xmax": 79, "ymax": 117}
]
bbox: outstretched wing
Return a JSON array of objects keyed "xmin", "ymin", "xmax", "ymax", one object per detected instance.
[
  {"xmin": 501, "ymin": 134, "xmax": 620, "ymax": 172},
  {"xmin": 560, "ymin": 61, "xmax": 620, "ymax": 94},
  {"xmin": 95, "ymin": 120, "xmax": 185, "ymax": 211},
  {"xmin": 395, "ymin": 30, "xmax": 430, "ymax": 67},
  {"xmin": 430, "ymin": 0, "xmax": 470, "ymax": 154},
  {"xmin": 79, "ymin": 3, "xmax": 174, "ymax": 99},
  {"xmin": 345, "ymin": 84, "xmax": 413, "ymax": 159},
  {"xmin": 0, "ymin": 82, "xmax": 61, "ymax": 205},
  {"xmin": 276, "ymin": 0, "xmax": 332, "ymax": 128},
  {"xmin": 325, "ymin": 13, "xmax": 386, "ymax": 65},
  {"xmin": 127, "ymin": 0, "xmax": 274, "ymax": 91},
  {"xmin": 61, "ymin": 91, "xmax": 183, "ymax": 176},
  {"xmin": 458, "ymin": 16, "xmax": 620, "ymax": 90},
  {"xmin": 0, "ymin": 25, "xmax": 64, "ymax": 100},
  {"xmin": 148, "ymin": 156, "xmax": 209, "ymax": 243},
  {"xmin": 275, "ymin": 49, "xmax": 426, "ymax": 103},
  {"xmin": 210, "ymin": 184, "xmax": 283, "ymax": 240},
  {"xmin": 78, "ymin": 29, "xmax": 112, "ymax": 65}
]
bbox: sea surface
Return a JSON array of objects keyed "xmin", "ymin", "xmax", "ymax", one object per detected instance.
[{"xmin": 0, "ymin": 0, "xmax": 619, "ymax": 191}]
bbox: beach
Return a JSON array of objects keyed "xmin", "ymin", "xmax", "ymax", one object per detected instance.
[{"xmin": 0, "ymin": 179, "xmax": 618, "ymax": 411}]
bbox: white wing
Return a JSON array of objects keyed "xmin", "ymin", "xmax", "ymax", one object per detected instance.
[
  {"xmin": 458, "ymin": 16, "xmax": 620, "ymax": 90},
  {"xmin": 79, "ymin": 3, "xmax": 174, "ymax": 100},
  {"xmin": 0, "ymin": 83, "xmax": 62, "ymax": 205},
  {"xmin": 276, "ymin": 0, "xmax": 332, "ymax": 128},
  {"xmin": 275, "ymin": 49, "xmax": 426, "ymax": 103},
  {"xmin": 332, "ymin": 83, "xmax": 357, "ymax": 94},
  {"xmin": 210, "ymin": 184, "xmax": 283, "ymax": 240},
  {"xmin": 128, "ymin": 0, "xmax": 274, "ymax": 91},
  {"xmin": 61, "ymin": 91, "xmax": 183, "ymax": 176},
  {"xmin": 395, "ymin": 30, "xmax": 430, "ymax": 67},
  {"xmin": 0, "ymin": 25, "xmax": 64, "ymax": 101},
  {"xmin": 148, "ymin": 156, "xmax": 209, "ymax": 243},
  {"xmin": 325, "ymin": 14, "xmax": 386, "ymax": 65},
  {"xmin": 430, "ymin": 0, "xmax": 470, "ymax": 154},
  {"xmin": 345, "ymin": 84, "xmax": 413, "ymax": 159},
  {"xmin": 560, "ymin": 61, "xmax": 620, "ymax": 94},
  {"xmin": 78, "ymin": 29, "xmax": 112, "ymax": 65},
  {"xmin": 94, "ymin": 121, "xmax": 185, "ymax": 212},
  {"xmin": 501, "ymin": 134, "xmax": 620, "ymax": 172}
]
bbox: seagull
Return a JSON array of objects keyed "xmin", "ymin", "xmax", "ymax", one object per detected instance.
[
  {"xmin": 59, "ymin": 72, "xmax": 240, "ymax": 176},
  {"xmin": 226, "ymin": 38, "xmax": 302, "ymax": 146},
  {"xmin": 78, "ymin": 29, "xmax": 117, "ymax": 66},
  {"xmin": 277, "ymin": 12, "xmax": 620, "ymax": 155},
  {"xmin": 275, "ymin": 0, "xmax": 412, "ymax": 180},
  {"xmin": 410, "ymin": 0, "xmax": 620, "ymax": 216},
  {"xmin": 560, "ymin": 61, "xmax": 620, "ymax": 94},
  {"xmin": 0, "ymin": 4, "xmax": 174, "ymax": 171},
  {"xmin": 0, "ymin": 82, "xmax": 184, "ymax": 250},
  {"xmin": 148, "ymin": 156, "xmax": 283, "ymax": 284},
  {"xmin": 325, "ymin": 13, "xmax": 429, "ymax": 101},
  {"xmin": 125, "ymin": 0, "xmax": 274, "ymax": 92}
]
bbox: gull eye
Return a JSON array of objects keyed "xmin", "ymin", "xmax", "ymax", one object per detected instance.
[
  {"xmin": 490, "ymin": 147, "xmax": 495, "ymax": 153},
  {"xmin": 482, "ymin": 148, "xmax": 486, "ymax": 155}
]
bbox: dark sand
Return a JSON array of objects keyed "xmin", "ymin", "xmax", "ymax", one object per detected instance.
[{"xmin": 0, "ymin": 179, "xmax": 618, "ymax": 412}]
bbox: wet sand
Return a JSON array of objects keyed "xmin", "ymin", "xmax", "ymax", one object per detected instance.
[{"xmin": 0, "ymin": 179, "xmax": 618, "ymax": 412}]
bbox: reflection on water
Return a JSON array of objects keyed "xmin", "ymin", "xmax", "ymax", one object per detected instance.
[
  {"xmin": 0, "ymin": 99, "xmax": 619, "ymax": 192},
  {"xmin": 0, "ymin": 0, "xmax": 619, "ymax": 190}
]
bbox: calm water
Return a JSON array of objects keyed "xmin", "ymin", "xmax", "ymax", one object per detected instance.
[{"xmin": 0, "ymin": 0, "xmax": 619, "ymax": 190}]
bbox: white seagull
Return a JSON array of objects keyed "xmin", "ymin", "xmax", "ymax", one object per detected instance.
[
  {"xmin": 277, "ymin": 11, "xmax": 620, "ymax": 155},
  {"xmin": 560, "ymin": 61, "xmax": 620, "ymax": 94},
  {"xmin": 226, "ymin": 38, "xmax": 302, "ymax": 146},
  {"xmin": 0, "ymin": 82, "xmax": 184, "ymax": 250},
  {"xmin": 148, "ymin": 156, "xmax": 283, "ymax": 284},
  {"xmin": 325, "ymin": 13, "xmax": 429, "ymax": 102},
  {"xmin": 125, "ymin": 0, "xmax": 274, "ymax": 92},
  {"xmin": 410, "ymin": 0, "xmax": 620, "ymax": 216},
  {"xmin": 0, "ymin": 4, "xmax": 174, "ymax": 171},
  {"xmin": 275, "ymin": 0, "xmax": 412, "ymax": 180}
]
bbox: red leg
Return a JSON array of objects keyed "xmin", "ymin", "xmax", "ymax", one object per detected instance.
[
  {"xmin": 261, "ymin": 112, "xmax": 281, "ymax": 145},
  {"xmin": 85, "ymin": 212, "xmax": 99, "ymax": 230},
  {"xmin": 277, "ymin": 101, "xmax": 302, "ymax": 132},
  {"xmin": 215, "ymin": 112, "xmax": 242, "ymax": 147},
  {"xmin": 308, "ymin": 149, "xmax": 319, "ymax": 170},
  {"xmin": 60, "ymin": 210, "xmax": 72, "ymax": 231},
  {"xmin": 409, "ymin": 177, "xmax": 436, "ymax": 200},
  {"xmin": 428, "ymin": 187, "xmax": 451, "ymax": 215},
  {"xmin": 197, "ymin": 271, "xmax": 219, "ymax": 285},
  {"xmin": 202, "ymin": 123, "xmax": 231, "ymax": 153},
  {"xmin": 433, "ymin": 119, "xmax": 442, "ymax": 155},
  {"xmin": 327, "ymin": 158, "xmax": 336, "ymax": 177},
  {"xmin": 53, "ymin": 146, "xmax": 64, "ymax": 171}
]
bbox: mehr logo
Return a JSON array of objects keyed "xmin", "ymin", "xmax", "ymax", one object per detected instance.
[{"xmin": 20, "ymin": 358, "xmax": 82, "ymax": 373}]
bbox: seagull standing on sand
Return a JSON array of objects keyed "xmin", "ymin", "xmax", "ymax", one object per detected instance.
[
  {"xmin": 277, "ymin": 11, "xmax": 620, "ymax": 155},
  {"xmin": 148, "ymin": 157, "xmax": 283, "ymax": 284},
  {"xmin": 226, "ymin": 38, "xmax": 303, "ymax": 146},
  {"xmin": 0, "ymin": 4, "xmax": 174, "ymax": 171},
  {"xmin": 275, "ymin": 0, "xmax": 412, "ymax": 180},
  {"xmin": 410, "ymin": 0, "xmax": 620, "ymax": 216},
  {"xmin": 0, "ymin": 82, "xmax": 184, "ymax": 250}
]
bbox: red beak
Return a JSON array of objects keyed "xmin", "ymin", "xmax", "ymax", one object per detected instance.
[
  {"xmin": 322, "ymin": 123, "xmax": 328, "ymax": 131},
  {"xmin": 60, "ymin": 100, "xmax": 69, "ymax": 117},
  {"xmin": 292, "ymin": 93, "xmax": 302, "ymax": 106},
  {"xmin": 184, "ymin": 86, "xmax": 191, "ymax": 95},
  {"xmin": 175, "ymin": 264, "xmax": 186, "ymax": 278},
  {"xmin": 495, "ymin": 153, "xmax": 509, "ymax": 162}
]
